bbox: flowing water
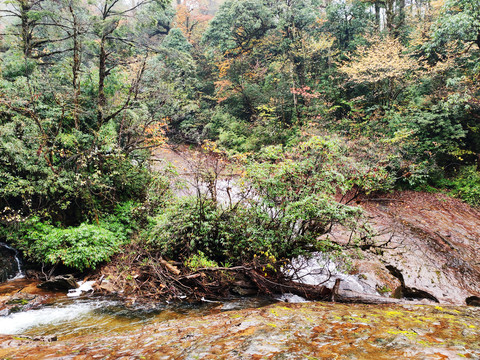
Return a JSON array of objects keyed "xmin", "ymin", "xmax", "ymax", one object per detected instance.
[
  {"xmin": 1, "ymin": 295, "xmax": 479, "ymax": 359},
  {"xmin": 1, "ymin": 249, "xmax": 480, "ymax": 358},
  {"xmin": 0, "ymin": 243, "xmax": 23, "ymax": 282},
  {"xmin": 0, "ymin": 277, "xmax": 274, "ymax": 338},
  {"xmin": 0, "ymin": 295, "xmax": 274, "ymax": 339},
  {"xmin": 288, "ymin": 253, "xmax": 379, "ymax": 296}
]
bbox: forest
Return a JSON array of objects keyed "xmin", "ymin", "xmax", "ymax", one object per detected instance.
[{"xmin": 0, "ymin": 0, "xmax": 479, "ymax": 298}]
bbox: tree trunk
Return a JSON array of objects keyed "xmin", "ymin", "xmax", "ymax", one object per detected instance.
[
  {"xmin": 20, "ymin": 1, "xmax": 33, "ymax": 57},
  {"xmin": 375, "ymin": 2, "xmax": 380, "ymax": 29},
  {"xmin": 397, "ymin": 0, "xmax": 406, "ymax": 36},
  {"xmin": 385, "ymin": 0, "xmax": 395, "ymax": 35},
  {"xmin": 98, "ymin": 38, "xmax": 107, "ymax": 126},
  {"xmin": 70, "ymin": 5, "xmax": 81, "ymax": 129},
  {"xmin": 247, "ymin": 270, "xmax": 332, "ymax": 301}
]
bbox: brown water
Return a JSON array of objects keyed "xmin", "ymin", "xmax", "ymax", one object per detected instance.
[{"xmin": 0, "ymin": 279, "xmax": 275, "ymax": 343}]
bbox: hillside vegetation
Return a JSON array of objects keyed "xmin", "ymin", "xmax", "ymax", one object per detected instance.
[{"xmin": 0, "ymin": 0, "xmax": 479, "ymax": 292}]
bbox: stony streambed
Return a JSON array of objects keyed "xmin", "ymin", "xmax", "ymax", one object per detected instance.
[{"xmin": 1, "ymin": 296, "xmax": 479, "ymax": 359}]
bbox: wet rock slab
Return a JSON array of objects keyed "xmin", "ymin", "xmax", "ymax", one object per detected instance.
[
  {"xmin": 1, "ymin": 301, "xmax": 479, "ymax": 359},
  {"xmin": 327, "ymin": 191, "xmax": 480, "ymax": 305},
  {"xmin": 0, "ymin": 278, "xmax": 64, "ymax": 316}
]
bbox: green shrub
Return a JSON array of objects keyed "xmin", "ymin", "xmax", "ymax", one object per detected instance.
[
  {"xmin": 184, "ymin": 251, "xmax": 218, "ymax": 271},
  {"xmin": 143, "ymin": 166, "xmax": 176, "ymax": 213},
  {"xmin": 446, "ymin": 166, "xmax": 480, "ymax": 207},
  {"xmin": 147, "ymin": 195, "xmax": 317, "ymax": 265},
  {"xmin": 2, "ymin": 204, "xmax": 137, "ymax": 271},
  {"xmin": 145, "ymin": 135, "xmax": 390, "ymax": 267},
  {"xmin": 100, "ymin": 201, "xmax": 141, "ymax": 242}
]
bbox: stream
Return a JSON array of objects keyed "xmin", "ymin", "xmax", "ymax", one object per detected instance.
[
  {"xmin": 0, "ymin": 279, "xmax": 272, "ymax": 339},
  {"xmin": 1, "ymin": 275, "xmax": 480, "ymax": 359}
]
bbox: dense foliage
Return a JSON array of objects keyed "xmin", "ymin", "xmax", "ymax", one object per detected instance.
[
  {"xmin": 146, "ymin": 136, "xmax": 393, "ymax": 267},
  {"xmin": 1, "ymin": 0, "xmax": 479, "ymax": 272}
]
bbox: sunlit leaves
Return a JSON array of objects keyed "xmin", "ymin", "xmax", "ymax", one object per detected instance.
[{"xmin": 340, "ymin": 36, "xmax": 421, "ymax": 85}]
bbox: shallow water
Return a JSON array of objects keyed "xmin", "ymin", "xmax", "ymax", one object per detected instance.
[
  {"xmin": 1, "ymin": 298, "xmax": 127, "ymax": 336},
  {"xmin": 1, "ymin": 299, "xmax": 479, "ymax": 359},
  {"xmin": 0, "ymin": 289, "xmax": 274, "ymax": 340}
]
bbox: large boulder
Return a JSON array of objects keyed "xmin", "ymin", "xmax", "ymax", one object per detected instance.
[{"xmin": 327, "ymin": 191, "xmax": 480, "ymax": 305}]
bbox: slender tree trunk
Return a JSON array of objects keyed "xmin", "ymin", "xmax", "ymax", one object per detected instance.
[
  {"xmin": 20, "ymin": 1, "xmax": 32, "ymax": 57},
  {"xmin": 397, "ymin": 0, "xmax": 406, "ymax": 36},
  {"xmin": 344, "ymin": 12, "xmax": 350, "ymax": 45},
  {"xmin": 98, "ymin": 37, "xmax": 107, "ymax": 126},
  {"xmin": 70, "ymin": 5, "xmax": 81, "ymax": 129},
  {"xmin": 375, "ymin": 2, "xmax": 380, "ymax": 29},
  {"xmin": 385, "ymin": 0, "xmax": 395, "ymax": 35}
]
